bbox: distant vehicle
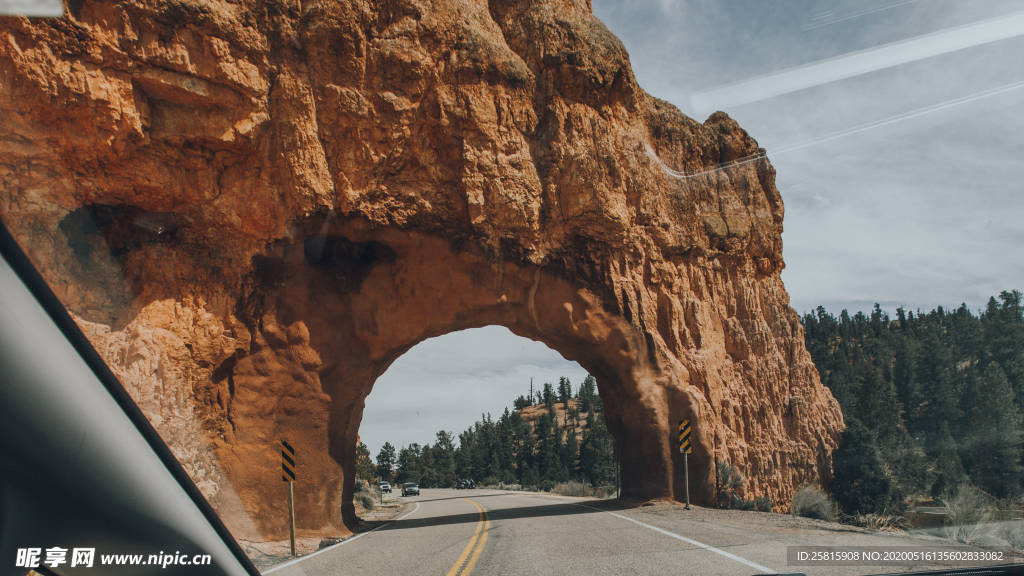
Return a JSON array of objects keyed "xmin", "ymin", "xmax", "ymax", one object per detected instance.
[
  {"xmin": 456, "ymin": 479, "xmax": 475, "ymax": 490},
  {"xmin": 402, "ymin": 482, "xmax": 420, "ymax": 497},
  {"xmin": 380, "ymin": 481, "xmax": 391, "ymax": 493}
]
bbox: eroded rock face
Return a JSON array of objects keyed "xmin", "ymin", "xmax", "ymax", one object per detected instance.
[{"xmin": 0, "ymin": 0, "xmax": 843, "ymax": 539}]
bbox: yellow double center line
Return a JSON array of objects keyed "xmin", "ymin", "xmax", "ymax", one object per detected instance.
[{"xmin": 444, "ymin": 498, "xmax": 490, "ymax": 576}]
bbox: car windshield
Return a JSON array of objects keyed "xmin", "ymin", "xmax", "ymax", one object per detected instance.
[{"xmin": 2, "ymin": 0, "xmax": 1023, "ymax": 575}]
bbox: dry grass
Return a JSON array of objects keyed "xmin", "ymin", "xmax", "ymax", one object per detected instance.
[
  {"xmin": 857, "ymin": 514, "xmax": 909, "ymax": 531},
  {"xmin": 943, "ymin": 485, "xmax": 995, "ymax": 544},
  {"xmin": 552, "ymin": 480, "xmax": 588, "ymax": 497},
  {"xmin": 997, "ymin": 521, "xmax": 1024, "ymax": 551}
]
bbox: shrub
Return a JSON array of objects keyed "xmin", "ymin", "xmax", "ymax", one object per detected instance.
[
  {"xmin": 716, "ymin": 461, "xmax": 745, "ymax": 509},
  {"xmin": 552, "ymin": 481, "xmax": 588, "ymax": 497},
  {"xmin": 943, "ymin": 484, "xmax": 994, "ymax": 544},
  {"xmin": 540, "ymin": 479, "xmax": 554, "ymax": 492},
  {"xmin": 754, "ymin": 496, "xmax": 773, "ymax": 512},
  {"xmin": 353, "ymin": 481, "xmax": 377, "ymax": 512},
  {"xmin": 791, "ymin": 484, "xmax": 835, "ymax": 521},
  {"xmin": 481, "ymin": 476, "xmax": 500, "ymax": 487}
]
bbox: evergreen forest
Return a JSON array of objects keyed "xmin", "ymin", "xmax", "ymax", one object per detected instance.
[
  {"xmin": 802, "ymin": 290, "xmax": 1024, "ymax": 514},
  {"xmin": 356, "ymin": 375, "xmax": 618, "ymax": 491}
]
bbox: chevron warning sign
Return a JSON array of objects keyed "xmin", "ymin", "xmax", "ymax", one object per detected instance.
[
  {"xmin": 281, "ymin": 440, "xmax": 296, "ymax": 482},
  {"xmin": 678, "ymin": 420, "xmax": 691, "ymax": 454}
]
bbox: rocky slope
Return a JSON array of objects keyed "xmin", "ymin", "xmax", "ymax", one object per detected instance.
[{"xmin": 0, "ymin": 0, "xmax": 843, "ymax": 540}]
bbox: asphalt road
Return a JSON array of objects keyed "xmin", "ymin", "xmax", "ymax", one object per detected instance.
[{"xmin": 263, "ymin": 489, "xmax": 1006, "ymax": 576}]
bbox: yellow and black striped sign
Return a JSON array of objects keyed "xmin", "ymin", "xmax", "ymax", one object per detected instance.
[
  {"xmin": 281, "ymin": 440, "xmax": 296, "ymax": 482},
  {"xmin": 678, "ymin": 420, "xmax": 691, "ymax": 454}
]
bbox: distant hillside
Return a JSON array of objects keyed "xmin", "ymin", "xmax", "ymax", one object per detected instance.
[{"xmin": 518, "ymin": 399, "xmax": 586, "ymax": 442}]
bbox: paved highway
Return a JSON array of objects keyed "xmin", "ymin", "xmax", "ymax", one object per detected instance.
[{"xmin": 264, "ymin": 489, "xmax": 987, "ymax": 576}]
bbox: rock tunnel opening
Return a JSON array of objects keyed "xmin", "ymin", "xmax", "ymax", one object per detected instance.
[
  {"xmin": 356, "ymin": 326, "xmax": 602, "ymax": 491},
  {"xmin": 336, "ymin": 319, "xmax": 693, "ymax": 531}
]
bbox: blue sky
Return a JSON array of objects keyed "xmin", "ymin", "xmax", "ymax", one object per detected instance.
[{"xmin": 361, "ymin": 0, "xmax": 1024, "ymax": 456}]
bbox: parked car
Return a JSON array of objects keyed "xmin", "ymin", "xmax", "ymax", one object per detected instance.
[
  {"xmin": 456, "ymin": 479, "xmax": 475, "ymax": 489},
  {"xmin": 380, "ymin": 481, "xmax": 391, "ymax": 493},
  {"xmin": 402, "ymin": 482, "xmax": 420, "ymax": 497}
]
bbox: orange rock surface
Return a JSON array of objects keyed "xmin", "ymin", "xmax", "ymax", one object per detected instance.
[{"xmin": 0, "ymin": 0, "xmax": 843, "ymax": 539}]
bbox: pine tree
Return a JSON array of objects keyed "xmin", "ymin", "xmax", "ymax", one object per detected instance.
[
  {"xmin": 513, "ymin": 395, "xmax": 531, "ymax": 410},
  {"xmin": 578, "ymin": 374, "xmax": 598, "ymax": 413},
  {"xmin": 355, "ymin": 441, "xmax": 377, "ymax": 481},
  {"xmin": 534, "ymin": 412, "xmax": 554, "ymax": 479},
  {"xmin": 419, "ymin": 444, "xmax": 437, "ymax": 487},
  {"xmin": 563, "ymin": 420, "xmax": 579, "ymax": 479},
  {"xmin": 929, "ymin": 426, "xmax": 965, "ymax": 499},
  {"xmin": 456, "ymin": 428, "xmax": 475, "ymax": 481},
  {"xmin": 543, "ymin": 382, "xmax": 556, "ymax": 410},
  {"xmin": 497, "ymin": 408, "xmax": 516, "ymax": 479},
  {"xmin": 522, "ymin": 465, "xmax": 540, "ymax": 488},
  {"xmin": 831, "ymin": 419, "xmax": 895, "ymax": 515},
  {"xmin": 395, "ymin": 444, "xmax": 422, "ymax": 484},
  {"xmin": 434, "ymin": 430, "xmax": 457, "ymax": 487},
  {"xmin": 982, "ymin": 292, "xmax": 1024, "ymax": 414},
  {"xmin": 376, "ymin": 442, "xmax": 397, "ymax": 482},
  {"xmin": 964, "ymin": 363, "xmax": 1023, "ymax": 497},
  {"xmin": 908, "ymin": 322, "xmax": 960, "ymax": 455},
  {"xmin": 516, "ymin": 415, "xmax": 537, "ymax": 483},
  {"xmin": 558, "ymin": 376, "xmax": 572, "ymax": 406},
  {"xmin": 579, "ymin": 410, "xmax": 614, "ymax": 486}
]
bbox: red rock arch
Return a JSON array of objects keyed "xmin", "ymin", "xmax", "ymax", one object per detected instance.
[
  {"xmin": 0, "ymin": 0, "xmax": 844, "ymax": 541},
  {"xmin": 214, "ymin": 215, "xmax": 835, "ymax": 537}
]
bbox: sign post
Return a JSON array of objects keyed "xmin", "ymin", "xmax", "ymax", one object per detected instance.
[
  {"xmin": 281, "ymin": 440, "xmax": 297, "ymax": 556},
  {"xmin": 678, "ymin": 420, "xmax": 691, "ymax": 510}
]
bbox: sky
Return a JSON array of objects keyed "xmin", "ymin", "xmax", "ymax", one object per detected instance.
[
  {"xmin": 360, "ymin": 327, "xmax": 589, "ymax": 458},
  {"xmin": 591, "ymin": 0, "xmax": 1024, "ymax": 315},
  {"xmin": 361, "ymin": 0, "xmax": 1024, "ymax": 455}
]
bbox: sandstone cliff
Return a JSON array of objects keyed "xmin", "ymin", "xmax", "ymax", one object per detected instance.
[{"xmin": 0, "ymin": 0, "xmax": 844, "ymax": 540}]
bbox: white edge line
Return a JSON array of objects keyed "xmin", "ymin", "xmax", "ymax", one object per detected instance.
[
  {"xmin": 262, "ymin": 500, "xmax": 421, "ymax": 574},
  {"xmin": 508, "ymin": 493, "xmax": 776, "ymax": 574},
  {"xmin": 398, "ymin": 501, "xmax": 421, "ymax": 520},
  {"xmin": 595, "ymin": 508, "xmax": 776, "ymax": 574}
]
